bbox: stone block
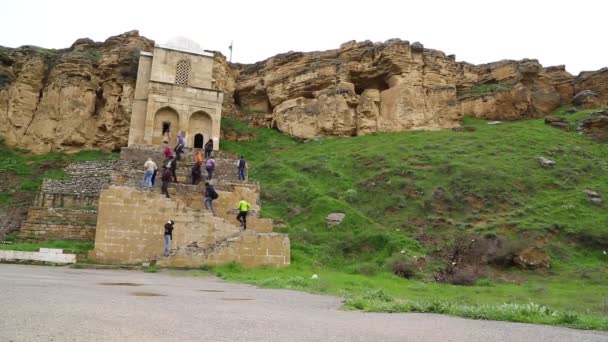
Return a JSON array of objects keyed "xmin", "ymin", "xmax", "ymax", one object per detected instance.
[
  {"xmin": 0, "ymin": 250, "xmax": 76, "ymax": 264},
  {"xmin": 39, "ymin": 248, "xmax": 63, "ymax": 254}
]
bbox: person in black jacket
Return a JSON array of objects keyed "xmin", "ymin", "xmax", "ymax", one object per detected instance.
[
  {"xmin": 204, "ymin": 181, "xmax": 218, "ymax": 216},
  {"xmin": 191, "ymin": 162, "xmax": 202, "ymax": 185},
  {"xmin": 161, "ymin": 166, "xmax": 172, "ymax": 198},
  {"xmin": 163, "ymin": 220, "xmax": 175, "ymax": 256},
  {"xmin": 204, "ymin": 139, "xmax": 213, "ymax": 159}
]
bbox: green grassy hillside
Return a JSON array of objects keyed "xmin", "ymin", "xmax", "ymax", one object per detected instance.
[{"xmin": 219, "ymin": 109, "xmax": 608, "ymax": 329}]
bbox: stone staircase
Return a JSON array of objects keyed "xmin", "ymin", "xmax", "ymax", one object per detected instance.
[
  {"xmin": 89, "ymin": 145, "xmax": 289, "ymax": 268},
  {"xmin": 19, "ymin": 160, "xmax": 117, "ymax": 241},
  {"xmin": 118, "ymin": 145, "xmax": 250, "ymax": 186}
]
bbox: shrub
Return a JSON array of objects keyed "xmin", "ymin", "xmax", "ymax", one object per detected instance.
[
  {"xmin": 557, "ymin": 312, "xmax": 579, "ymax": 324},
  {"xmin": 83, "ymin": 48, "xmax": 102, "ymax": 63},
  {"xmin": 450, "ymin": 266, "xmax": 480, "ymax": 285},
  {"xmin": 143, "ymin": 265, "xmax": 160, "ymax": 273},
  {"xmin": 385, "ymin": 254, "xmax": 417, "ymax": 279},
  {"xmin": 0, "ymin": 72, "xmax": 15, "ymax": 89}
]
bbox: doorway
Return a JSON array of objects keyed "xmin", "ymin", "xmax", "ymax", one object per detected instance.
[
  {"xmin": 162, "ymin": 122, "xmax": 171, "ymax": 134},
  {"xmin": 194, "ymin": 133, "xmax": 204, "ymax": 148}
]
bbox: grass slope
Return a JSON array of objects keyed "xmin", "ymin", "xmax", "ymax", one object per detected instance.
[{"xmin": 219, "ymin": 110, "xmax": 608, "ymax": 329}]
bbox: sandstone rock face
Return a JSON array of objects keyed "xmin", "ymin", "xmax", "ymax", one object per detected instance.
[
  {"xmin": 572, "ymin": 90, "xmax": 599, "ymax": 109},
  {"xmin": 574, "ymin": 68, "xmax": 608, "ymax": 107},
  {"xmin": 235, "ymin": 40, "xmax": 569, "ymax": 138},
  {"xmin": 0, "ymin": 31, "xmax": 237, "ymax": 153},
  {"xmin": 0, "ymin": 31, "xmax": 154, "ymax": 153},
  {"xmin": 545, "ymin": 65, "xmax": 575, "ymax": 103},
  {"xmin": 3, "ymin": 32, "xmax": 608, "ymax": 149}
]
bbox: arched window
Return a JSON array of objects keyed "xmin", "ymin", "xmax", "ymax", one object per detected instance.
[{"xmin": 175, "ymin": 59, "xmax": 191, "ymax": 85}]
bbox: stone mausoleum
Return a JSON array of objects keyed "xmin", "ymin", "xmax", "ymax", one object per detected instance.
[
  {"xmin": 17, "ymin": 37, "xmax": 290, "ymax": 269},
  {"xmin": 128, "ymin": 37, "xmax": 224, "ymax": 149}
]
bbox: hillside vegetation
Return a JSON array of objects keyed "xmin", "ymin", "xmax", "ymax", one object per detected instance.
[
  {"xmin": 219, "ymin": 109, "xmax": 608, "ymax": 329},
  {"xmin": 1, "ymin": 109, "xmax": 606, "ymax": 329}
]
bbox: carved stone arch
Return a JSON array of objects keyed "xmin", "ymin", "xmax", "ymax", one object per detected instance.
[
  {"xmin": 188, "ymin": 111, "xmax": 213, "ymax": 148},
  {"xmin": 153, "ymin": 106, "xmax": 179, "ymax": 145}
]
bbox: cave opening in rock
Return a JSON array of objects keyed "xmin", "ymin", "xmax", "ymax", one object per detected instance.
[{"xmin": 353, "ymin": 76, "xmax": 389, "ymax": 95}]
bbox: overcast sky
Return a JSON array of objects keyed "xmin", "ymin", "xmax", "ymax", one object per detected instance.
[{"xmin": 2, "ymin": 0, "xmax": 606, "ymax": 75}]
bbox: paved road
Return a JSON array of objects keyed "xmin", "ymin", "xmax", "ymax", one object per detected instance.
[{"xmin": 0, "ymin": 264, "xmax": 606, "ymax": 342}]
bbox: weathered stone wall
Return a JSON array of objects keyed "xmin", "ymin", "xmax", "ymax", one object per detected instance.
[
  {"xmin": 91, "ymin": 186, "xmax": 288, "ymax": 267},
  {"xmin": 20, "ymin": 222, "xmax": 95, "ymax": 241},
  {"xmin": 33, "ymin": 193, "xmax": 99, "ymax": 210},
  {"xmin": 19, "ymin": 160, "xmax": 116, "ymax": 241},
  {"xmin": 20, "ymin": 207, "xmax": 96, "ymax": 241},
  {"xmin": 158, "ymin": 232, "xmax": 290, "ymax": 268},
  {"xmin": 169, "ymin": 183, "xmax": 274, "ymax": 233}
]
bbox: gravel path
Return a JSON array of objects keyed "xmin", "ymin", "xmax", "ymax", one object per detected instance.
[{"xmin": 0, "ymin": 264, "xmax": 606, "ymax": 342}]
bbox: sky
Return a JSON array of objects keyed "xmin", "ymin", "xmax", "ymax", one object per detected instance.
[{"xmin": 2, "ymin": 0, "xmax": 606, "ymax": 75}]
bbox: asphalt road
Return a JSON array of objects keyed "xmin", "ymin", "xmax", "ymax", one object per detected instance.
[{"xmin": 0, "ymin": 264, "xmax": 606, "ymax": 342}]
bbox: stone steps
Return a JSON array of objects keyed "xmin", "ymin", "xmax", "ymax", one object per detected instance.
[
  {"xmin": 19, "ymin": 160, "xmax": 115, "ymax": 242},
  {"xmin": 116, "ymin": 145, "xmax": 251, "ymax": 187}
]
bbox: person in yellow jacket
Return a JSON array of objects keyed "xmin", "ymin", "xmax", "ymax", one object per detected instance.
[{"xmin": 236, "ymin": 199, "xmax": 251, "ymax": 230}]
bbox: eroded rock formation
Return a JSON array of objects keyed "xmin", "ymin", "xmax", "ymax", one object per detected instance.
[
  {"xmin": 2, "ymin": 32, "xmax": 608, "ymax": 150},
  {"xmin": 0, "ymin": 31, "xmax": 154, "ymax": 152},
  {"xmin": 0, "ymin": 31, "xmax": 236, "ymax": 153},
  {"xmin": 234, "ymin": 39, "xmax": 606, "ymax": 138}
]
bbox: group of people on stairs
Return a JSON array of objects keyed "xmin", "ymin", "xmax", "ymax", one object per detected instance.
[
  {"xmin": 142, "ymin": 133, "xmax": 250, "ymax": 197},
  {"xmin": 149, "ymin": 131, "xmax": 254, "ymax": 257}
]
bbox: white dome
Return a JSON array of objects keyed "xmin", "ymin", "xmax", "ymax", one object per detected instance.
[{"xmin": 164, "ymin": 36, "xmax": 205, "ymax": 54}]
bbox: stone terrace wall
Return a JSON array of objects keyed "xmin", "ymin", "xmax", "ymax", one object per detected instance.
[
  {"xmin": 19, "ymin": 207, "xmax": 96, "ymax": 241},
  {"xmin": 91, "ymin": 186, "xmax": 289, "ymax": 267},
  {"xmin": 158, "ymin": 232, "xmax": 290, "ymax": 268},
  {"xmin": 20, "ymin": 160, "xmax": 117, "ymax": 241}
]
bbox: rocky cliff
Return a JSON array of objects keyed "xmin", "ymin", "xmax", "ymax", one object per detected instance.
[
  {"xmin": 234, "ymin": 40, "xmax": 608, "ymax": 138},
  {"xmin": 0, "ymin": 31, "xmax": 153, "ymax": 153},
  {"xmin": 0, "ymin": 31, "xmax": 236, "ymax": 153},
  {"xmin": 2, "ymin": 32, "xmax": 608, "ymax": 151}
]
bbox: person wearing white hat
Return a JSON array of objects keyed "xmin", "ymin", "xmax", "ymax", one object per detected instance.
[{"xmin": 164, "ymin": 220, "xmax": 175, "ymax": 256}]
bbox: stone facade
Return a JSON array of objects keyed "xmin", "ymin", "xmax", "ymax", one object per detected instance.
[{"xmin": 128, "ymin": 39, "xmax": 224, "ymax": 150}]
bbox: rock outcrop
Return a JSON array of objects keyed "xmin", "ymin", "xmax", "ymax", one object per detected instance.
[
  {"xmin": 0, "ymin": 31, "xmax": 154, "ymax": 153},
  {"xmin": 234, "ymin": 40, "xmax": 574, "ymax": 138},
  {"xmin": 2, "ymin": 32, "xmax": 608, "ymax": 149},
  {"xmin": 578, "ymin": 109, "xmax": 608, "ymax": 142},
  {"xmin": 0, "ymin": 31, "xmax": 236, "ymax": 153},
  {"xmin": 574, "ymin": 68, "xmax": 608, "ymax": 107}
]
